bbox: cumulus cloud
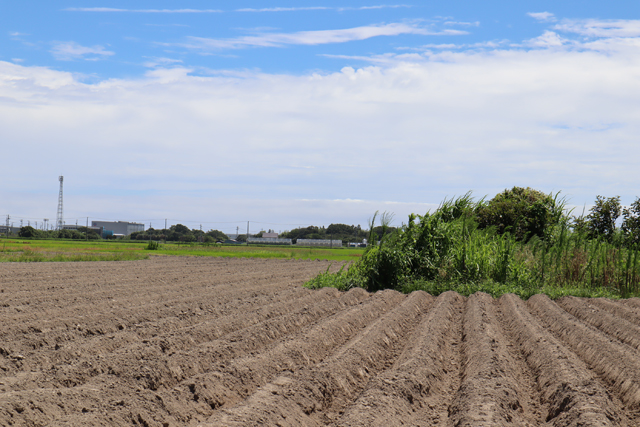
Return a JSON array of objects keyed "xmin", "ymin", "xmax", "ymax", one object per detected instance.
[
  {"xmin": 171, "ymin": 23, "xmax": 454, "ymax": 50},
  {"xmin": 50, "ymin": 41, "xmax": 114, "ymax": 61},
  {"xmin": 528, "ymin": 12, "xmax": 557, "ymax": 23},
  {"xmin": 3, "ymin": 25, "xmax": 640, "ymax": 225},
  {"xmin": 525, "ymin": 30, "xmax": 568, "ymax": 48}
]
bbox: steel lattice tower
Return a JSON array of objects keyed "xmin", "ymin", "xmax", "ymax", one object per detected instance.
[{"xmin": 56, "ymin": 176, "xmax": 64, "ymax": 230}]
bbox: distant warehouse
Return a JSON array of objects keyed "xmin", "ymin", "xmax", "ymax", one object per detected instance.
[{"xmin": 91, "ymin": 221, "xmax": 144, "ymax": 236}]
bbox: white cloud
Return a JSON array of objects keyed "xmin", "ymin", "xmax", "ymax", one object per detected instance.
[
  {"xmin": 528, "ymin": 12, "xmax": 557, "ymax": 23},
  {"xmin": 235, "ymin": 5, "xmax": 411, "ymax": 12},
  {"xmin": 3, "ymin": 27, "xmax": 640, "ymax": 224},
  {"xmin": 525, "ymin": 30, "xmax": 568, "ymax": 48},
  {"xmin": 142, "ymin": 57, "xmax": 184, "ymax": 68},
  {"xmin": 444, "ymin": 21, "xmax": 480, "ymax": 27},
  {"xmin": 554, "ymin": 19, "xmax": 640, "ymax": 38},
  {"xmin": 50, "ymin": 41, "xmax": 115, "ymax": 61},
  {"xmin": 172, "ymin": 23, "xmax": 448, "ymax": 50},
  {"xmin": 64, "ymin": 7, "xmax": 222, "ymax": 13},
  {"xmin": 236, "ymin": 7, "xmax": 330, "ymax": 12}
]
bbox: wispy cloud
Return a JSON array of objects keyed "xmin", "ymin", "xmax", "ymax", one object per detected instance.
[
  {"xmin": 143, "ymin": 57, "xmax": 184, "ymax": 68},
  {"xmin": 9, "ymin": 32, "xmax": 30, "ymax": 37},
  {"xmin": 554, "ymin": 19, "xmax": 640, "ymax": 38},
  {"xmin": 64, "ymin": 5, "xmax": 410, "ymax": 13},
  {"xmin": 170, "ymin": 23, "xmax": 449, "ymax": 50},
  {"xmin": 236, "ymin": 5, "xmax": 411, "ymax": 12},
  {"xmin": 64, "ymin": 7, "xmax": 222, "ymax": 13},
  {"xmin": 50, "ymin": 41, "xmax": 115, "ymax": 61},
  {"xmin": 444, "ymin": 21, "xmax": 480, "ymax": 27},
  {"xmin": 528, "ymin": 12, "xmax": 557, "ymax": 23},
  {"xmin": 236, "ymin": 7, "xmax": 329, "ymax": 12}
]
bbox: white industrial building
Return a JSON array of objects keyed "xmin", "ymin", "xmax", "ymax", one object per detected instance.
[{"xmin": 91, "ymin": 221, "xmax": 144, "ymax": 236}]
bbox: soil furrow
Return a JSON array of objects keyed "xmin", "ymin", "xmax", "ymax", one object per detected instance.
[
  {"xmin": 156, "ymin": 288, "xmax": 400, "ymax": 424},
  {"xmin": 4, "ymin": 258, "xmax": 640, "ymax": 426},
  {"xmin": 527, "ymin": 294, "xmax": 640, "ymax": 412},
  {"xmin": 448, "ymin": 292, "xmax": 540, "ymax": 426},
  {"xmin": 1, "ymin": 287, "xmax": 347, "ymax": 392},
  {"xmin": 556, "ymin": 296, "xmax": 640, "ymax": 351},
  {"xmin": 200, "ymin": 290, "xmax": 432, "ymax": 426},
  {"xmin": 591, "ymin": 297, "xmax": 640, "ymax": 327},
  {"xmin": 500, "ymin": 293, "xmax": 624, "ymax": 426},
  {"xmin": 332, "ymin": 291, "xmax": 464, "ymax": 427}
]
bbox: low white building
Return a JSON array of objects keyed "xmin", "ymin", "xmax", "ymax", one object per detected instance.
[{"xmin": 91, "ymin": 221, "xmax": 144, "ymax": 236}]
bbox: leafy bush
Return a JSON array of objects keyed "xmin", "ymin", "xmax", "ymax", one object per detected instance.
[
  {"xmin": 573, "ymin": 195, "xmax": 621, "ymax": 243},
  {"xmin": 145, "ymin": 240, "xmax": 160, "ymax": 250},
  {"xmin": 18, "ymin": 226, "xmax": 38, "ymax": 238},
  {"xmin": 476, "ymin": 187, "xmax": 564, "ymax": 242},
  {"xmin": 622, "ymin": 197, "xmax": 640, "ymax": 249},
  {"xmin": 305, "ymin": 191, "xmax": 640, "ymax": 299}
]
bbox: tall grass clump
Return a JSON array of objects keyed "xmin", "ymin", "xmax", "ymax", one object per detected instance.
[{"xmin": 305, "ymin": 190, "xmax": 640, "ymax": 299}]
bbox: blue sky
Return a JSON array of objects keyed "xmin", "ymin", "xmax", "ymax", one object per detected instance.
[{"xmin": 2, "ymin": 2, "xmax": 640, "ymax": 234}]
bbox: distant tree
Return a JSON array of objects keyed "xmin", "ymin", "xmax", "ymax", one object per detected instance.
[
  {"xmin": 18, "ymin": 226, "xmax": 37, "ymax": 238},
  {"xmin": 370, "ymin": 225, "xmax": 398, "ymax": 241},
  {"xmin": 280, "ymin": 226, "xmax": 323, "ymax": 240},
  {"xmin": 574, "ymin": 195, "xmax": 621, "ymax": 243},
  {"xmin": 206, "ymin": 229, "xmax": 228, "ymax": 242},
  {"xmin": 326, "ymin": 224, "xmax": 356, "ymax": 235},
  {"xmin": 170, "ymin": 224, "xmax": 190, "ymax": 235},
  {"xmin": 622, "ymin": 197, "xmax": 640, "ymax": 248},
  {"xmin": 236, "ymin": 234, "xmax": 247, "ymax": 242}
]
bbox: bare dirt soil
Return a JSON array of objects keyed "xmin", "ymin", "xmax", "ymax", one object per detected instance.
[{"xmin": 2, "ymin": 256, "xmax": 640, "ymax": 426}]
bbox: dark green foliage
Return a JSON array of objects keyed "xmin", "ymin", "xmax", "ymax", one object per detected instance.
[
  {"xmin": 171, "ymin": 224, "xmax": 190, "ymax": 234},
  {"xmin": 574, "ymin": 195, "xmax": 621, "ymax": 243},
  {"xmin": 622, "ymin": 198, "xmax": 640, "ymax": 249},
  {"xmin": 305, "ymin": 190, "xmax": 640, "ymax": 299},
  {"xmin": 18, "ymin": 226, "xmax": 38, "ymax": 238},
  {"xmin": 280, "ymin": 223, "xmax": 367, "ymax": 245},
  {"xmin": 130, "ymin": 225, "xmax": 228, "ymax": 243},
  {"xmin": 476, "ymin": 187, "xmax": 563, "ymax": 242}
]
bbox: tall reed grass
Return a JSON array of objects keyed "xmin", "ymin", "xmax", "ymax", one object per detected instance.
[{"xmin": 305, "ymin": 195, "xmax": 640, "ymax": 299}]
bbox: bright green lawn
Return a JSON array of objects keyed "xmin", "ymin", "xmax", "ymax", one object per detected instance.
[{"xmin": 0, "ymin": 239, "xmax": 364, "ymax": 262}]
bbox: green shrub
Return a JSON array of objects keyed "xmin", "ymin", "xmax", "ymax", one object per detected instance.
[
  {"xmin": 305, "ymin": 191, "xmax": 640, "ymax": 299},
  {"xmin": 145, "ymin": 240, "xmax": 160, "ymax": 250},
  {"xmin": 476, "ymin": 187, "xmax": 564, "ymax": 242}
]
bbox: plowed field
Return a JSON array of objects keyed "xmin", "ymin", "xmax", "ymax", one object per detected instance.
[{"xmin": 2, "ymin": 257, "xmax": 640, "ymax": 426}]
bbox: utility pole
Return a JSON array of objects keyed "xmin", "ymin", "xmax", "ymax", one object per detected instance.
[
  {"xmin": 246, "ymin": 221, "xmax": 250, "ymax": 246},
  {"xmin": 56, "ymin": 176, "xmax": 64, "ymax": 231},
  {"xmin": 86, "ymin": 217, "xmax": 89, "ymax": 241}
]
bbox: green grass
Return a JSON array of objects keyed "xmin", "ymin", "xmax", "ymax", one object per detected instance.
[
  {"xmin": 304, "ymin": 197, "xmax": 640, "ymax": 299},
  {"xmin": 0, "ymin": 239, "xmax": 364, "ymax": 262},
  {"xmin": 154, "ymin": 243, "xmax": 364, "ymax": 261}
]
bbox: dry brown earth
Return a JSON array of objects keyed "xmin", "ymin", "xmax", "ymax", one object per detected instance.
[{"xmin": 2, "ymin": 256, "xmax": 640, "ymax": 426}]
